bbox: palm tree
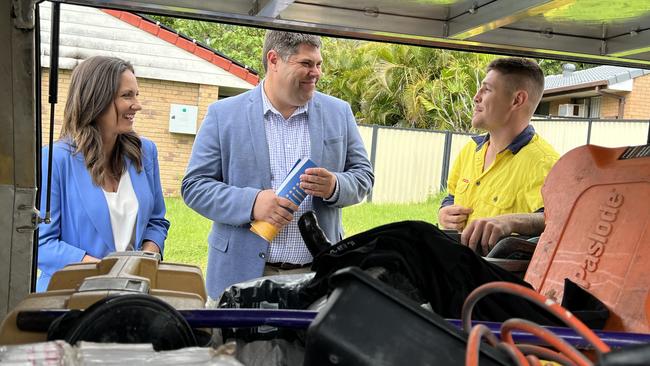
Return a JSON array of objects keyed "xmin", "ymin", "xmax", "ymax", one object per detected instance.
[{"xmin": 321, "ymin": 41, "xmax": 495, "ymax": 132}]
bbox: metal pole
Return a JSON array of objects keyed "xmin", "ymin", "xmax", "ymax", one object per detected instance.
[
  {"xmin": 32, "ymin": 1, "xmax": 43, "ymax": 293},
  {"xmin": 44, "ymin": 1, "xmax": 60, "ymax": 225},
  {"xmin": 16, "ymin": 308, "xmax": 650, "ymax": 349},
  {"xmin": 366, "ymin": 125, "xmax": 379, "ymax": 203},
  {"xmin": 439, "ymin": 131, "xmax": 452, "ymax": 191}
]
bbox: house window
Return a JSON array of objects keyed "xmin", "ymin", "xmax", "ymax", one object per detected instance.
[
  {"xmin": 589, "ymin": 96, "xmax": 601, "ymax": 118},
  {"xmin": 535, "ymin": 101, "xmax": 550, "ymax": 116}
]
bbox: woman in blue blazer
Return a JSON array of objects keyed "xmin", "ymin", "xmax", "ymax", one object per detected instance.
[{"xmin": 37, "ymin": 56, "xmax": 170, "ymax": 292}]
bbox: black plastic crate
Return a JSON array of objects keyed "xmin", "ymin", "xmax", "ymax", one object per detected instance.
[{"xmin": 304, "ymin": 267, "xmax": 511, "ymax": 366}]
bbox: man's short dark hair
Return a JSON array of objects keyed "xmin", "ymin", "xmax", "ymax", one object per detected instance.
[
  {"xmin": 262, "ymin": 30, "xmax": 321, "ymax": 72},
  {"xmin": 487, "ymin": 58, "xmax": 544, "ymax": 108}
]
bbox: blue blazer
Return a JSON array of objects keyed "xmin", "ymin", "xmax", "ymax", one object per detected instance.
[
  {"xmin": 37, "ymin": 137, "xmax": 170, "ymax": 292},
  {"xmin": 182, "ymin": 85, "xmax": 374, "ymax": 299}
]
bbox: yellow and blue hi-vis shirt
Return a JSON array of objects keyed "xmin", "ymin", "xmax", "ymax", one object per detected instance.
[{"xmin": 442, "ymin": 125, "xmax": 559, "ymax": 225}]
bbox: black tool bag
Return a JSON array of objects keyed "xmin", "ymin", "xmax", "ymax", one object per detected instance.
[
  {"xmin": 304, "ymin": 220, "xmax": 561, "ymax": 324},
  {"xmin": 219, "ymin": 219, "xmax": 607, "ymax": 342}
]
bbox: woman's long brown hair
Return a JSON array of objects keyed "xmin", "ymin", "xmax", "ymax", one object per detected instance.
[{"xmin": 60, "ymin": 56, "xmax": 142, "ymax": 186}]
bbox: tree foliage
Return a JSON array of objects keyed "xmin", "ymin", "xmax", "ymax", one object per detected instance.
[
  {"xmin": 154, "ymin": 18, "xmax": 591, "ymax": 132},
  {"xmin": 536, "ymin": 59, "xmax": 595, "ymax": 76},
  {"xmin": 152, "ymin": 16, "xmax": 266, "ymax": 75},
  {"xmin": 320, "ymin": 40, "xmax": 496, "ymax": 131}
]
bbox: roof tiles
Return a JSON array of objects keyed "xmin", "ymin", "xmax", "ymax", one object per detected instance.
[
  {"xmin": 101, "ymin": 8, "xmax": 258, "ymax": 86},
  {"xmin": 545, "ymin": 65, "xmax": 650, "ymax": 91}
]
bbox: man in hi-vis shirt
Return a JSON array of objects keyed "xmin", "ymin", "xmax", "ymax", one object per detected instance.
[{"xmin": 439, "ymin": 58, "xmax": 558, "ymax": 255}]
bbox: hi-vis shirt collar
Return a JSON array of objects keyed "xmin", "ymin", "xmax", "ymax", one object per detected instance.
[{"xmin": 472, "ymin": 125, "xmax": 536, "ymax": 155}]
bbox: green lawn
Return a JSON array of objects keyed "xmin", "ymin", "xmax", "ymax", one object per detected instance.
[
  {"xmin": 163, "ymin": 192, "xmax": 444, "ymax": 272},
  {"xmin": 341, "ymin": 193, "xmax": 444, "ymax": 237}
]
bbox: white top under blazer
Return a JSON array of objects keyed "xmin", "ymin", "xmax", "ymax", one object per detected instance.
[{"xmin": 103, "ymin": 170, "xmax": 138, "ymax": 252}]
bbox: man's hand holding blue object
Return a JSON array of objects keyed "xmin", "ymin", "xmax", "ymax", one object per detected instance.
[
  {"xmin": 252, "ymin": 189, "xmax": 299, "ymax": 229},
  {"xmin": 300, "ymin": 167, "xmax": 337, "ymax": 200}
]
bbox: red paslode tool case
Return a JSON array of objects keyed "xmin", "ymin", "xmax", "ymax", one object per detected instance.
[{"xmin": 525, "ymin": 144, "xmax": 650, "ymax": 333}]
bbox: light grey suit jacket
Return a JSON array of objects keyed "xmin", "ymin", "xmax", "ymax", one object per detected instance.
[{"xmin": 182, "ymin": 84, "xmax": 374, "ymax": 299}]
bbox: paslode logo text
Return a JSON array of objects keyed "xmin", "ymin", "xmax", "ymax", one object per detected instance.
[{"xmin": 573, "ymin": 190, "xmax": 623, "ymax": 289}]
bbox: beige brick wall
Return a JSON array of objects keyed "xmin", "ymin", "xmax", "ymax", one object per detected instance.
[
  {"xmin": 40, "ymin": 68, "xmax": 221, "ymax": 196},
  {"xmin": 623, "ymin": 74, "xmax": 650, "ymax": 119},
  {"xmin": 545, "ymin": 77, "xmax": 650, "ymax": 120},
  {"xmin": 600, "ymin": 94, "xmax": 621, "ymax": 119},
  {"xmin": 41, "ymin": 69, "xmax": 70, "ymax": 142}
]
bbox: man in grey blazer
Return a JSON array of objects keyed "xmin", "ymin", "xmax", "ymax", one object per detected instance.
[{"xmin": 182, "ymin": 31, "xmax": 374, "ymax": 300}]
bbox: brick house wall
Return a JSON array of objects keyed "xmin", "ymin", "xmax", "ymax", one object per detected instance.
[
  {"xmin": 41, "ymin": 68, "xmax": 220, "ymax": 196},
  {"xmin": 623, "ymin": 74, "xmax": 650, "ymax": 119},
  {"xmin": 599, "ymin": 95, "xmax": 621, "ymax": 119},
  {"xmin": 544, "ymin": 74, "xmax": 650, "ymax": 119},
  {"xmin": 546, "ymin": 95, "xmax": 625, "ymax": 119}
]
